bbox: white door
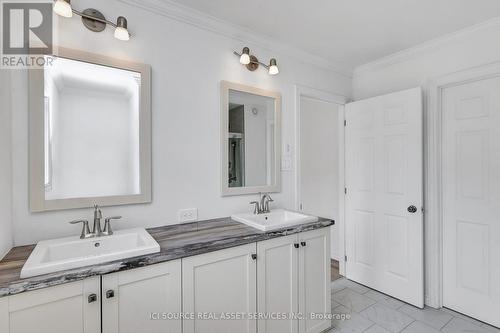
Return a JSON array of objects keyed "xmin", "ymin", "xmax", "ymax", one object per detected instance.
[
  {"xmin": 3, "ymin": 277, "xmax": 100, "ymax": 333},
  {"xmin": 442, "ymin": 78, "xmax": 500, "ymax": 327},
  {"xmin": 102, "ymin": 260, "xmax": 182, "ymax": 333},
  {"xmin": 345, "ymin": 87, "xmax": 424, "ymax": 307},
  {"xmin": 299, "ymin": 97, "xmax": 341, "ymax": 259},
  {"xmin": 257, "ymin": 234, "xmax": 299, "ymax": 333},
  {"xmin": 298, "ymin": 228, "xmax": 331, "ymax": 333},
  {"xmin": 182, "ymin": 244, "xmax": 257, "ymax": 333}
]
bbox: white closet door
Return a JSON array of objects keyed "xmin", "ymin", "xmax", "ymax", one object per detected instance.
[
  {"xmin": 442, "ymin": 78, "xmax": 500, "ymax": 328},
  {"xmin": 299, "ymin": 97, "xmax": 340, "ymax": 259},
  {"xmin": 345, "ymin": 87, "xmax": 424, "ymax": 307}
]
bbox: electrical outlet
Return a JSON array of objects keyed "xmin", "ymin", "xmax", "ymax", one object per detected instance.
[{"xmin": 178, "ymin": 208, "xmax": 198, "ymax": 223}]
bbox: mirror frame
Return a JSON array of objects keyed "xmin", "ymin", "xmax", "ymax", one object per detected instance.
[
  {"xmin": 220, "ymin": 81, "xmax": 282, "ymax": 196},
  {"xmin": 29, "ymin": 47, "xmax": 152, "ymax": 212}
]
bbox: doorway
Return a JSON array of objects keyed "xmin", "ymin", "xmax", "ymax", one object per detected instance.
[{"xmin": 295, "ymin": 86, "xmax": 346, "ymax": 274}]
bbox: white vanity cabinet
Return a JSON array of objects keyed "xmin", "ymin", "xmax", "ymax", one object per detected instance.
[
  {"xmin": 298, "ymin": 228, "xmax": 331, "ymax": 333},
  {"xmin": 182, "ymin": 243, "xmax": 257, "ymax": 333},
  {"xmin": 257, "ymin": 227, "xmax": 331, "ymax": 333},
  {"xmin": 0, "ymin": 228, "xmax": 330, "ymax": 333},
  {"xmin": 1, "ymin": 277, "xmax": 101, "ymax": 333},
  {"xmin": 0, "ymin": 260, "xmax": 182, "ymax": 333},
  {"xmin": 102, "ymin": 260, "xmax": 182, "ymax": 333},
  {"xmin": 257, "ymin": 234, "xmax": 299, "ymax": 333}
]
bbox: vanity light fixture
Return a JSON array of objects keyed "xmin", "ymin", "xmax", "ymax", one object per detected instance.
[
  {"xmin": 233, "ymin": 47, "xmax": 279, "ymax": 75},
  {"xmin": 53, "ymin": 0, "xmax": 131, "ymax": 41},
  {"xmin": 239, "ymin": 47, "xmax": 250, "ymax": 65},
  {"xmin": 268, "ymin": 58, "xmax": 279, "ymax": 75}
]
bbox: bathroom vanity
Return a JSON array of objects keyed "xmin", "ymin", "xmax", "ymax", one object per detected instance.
[
  {"xmin": 0, "ymin": 217, "xmax": 332, "ymax": 333},
  {"xmin": 8, "ymin": 46, "xmax": 334, "ymax": 333}
]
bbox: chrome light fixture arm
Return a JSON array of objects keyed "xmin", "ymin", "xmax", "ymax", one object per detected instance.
[
  {"xmin": 233, "ymin": 47, "xmax": 279, "ymax": 75},
  {"xmin": 53, "ymin": 0, "xmax": 131, "ymax": 40}
]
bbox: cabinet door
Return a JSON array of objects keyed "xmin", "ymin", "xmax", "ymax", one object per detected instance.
[
  {"xmin": 5, "ymin": 277, "xmax": 100, "ymax": 333},
  {"xmin": 182, "ymin": 244, "xmax": 257, "ymax": 333},
  {"xmin": 102, "ymin": 260, "xmax": 182, "ymax": 333},
  {"xmin": 257, "ymin": 234, "xmax": 299, "ymax": 333},
  {"xmin": 299, "ymin": 228, "xmax": 331, "ymax": 333}
]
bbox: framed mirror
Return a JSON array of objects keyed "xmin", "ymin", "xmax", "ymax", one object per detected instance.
[
  {"xmin": 220, "ymin": 81, "xmax": 281, "ymax": 196},
  {"xmin": 29, "ymin": 48, "xmax": 151, "ymax": 211}
]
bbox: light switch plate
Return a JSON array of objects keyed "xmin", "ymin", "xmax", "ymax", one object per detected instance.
[
  {"xmin": 178, "ymin": 208, "xmax": 198, "ymax": 223},
  {"xmin": 281, "ymin": 154, "xmax": 293, "ymax": 171}
]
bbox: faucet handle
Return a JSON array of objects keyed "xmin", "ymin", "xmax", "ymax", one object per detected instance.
[
  {"xmin": 250, "ymin": 201, "xmax": 260, "ymax": 215},
  {"xmin": 69, "ymin": 219, "xmax": 91, "ymax": 239},
  {"xmin": 103, "ymin": 216, "xmax": 122, "ymax": 236}
]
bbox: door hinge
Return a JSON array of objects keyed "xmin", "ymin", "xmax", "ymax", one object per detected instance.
[
  {"xmin": 299, "ymin": 203, "xmax": 303, "ymax": 211},
  {"xmin": 344, "ymin": 187, "xmax": 347, "ymax": 195},
  {"xmin": 344, "ymin": 255, "xmax": 348, "ymax": 262},
  {"xmin": 344, "ymin": 120, "xmax": 347, "ymax": 127}
]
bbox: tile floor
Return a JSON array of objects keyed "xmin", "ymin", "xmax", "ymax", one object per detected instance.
[{"xmin": 329, "ymin": 277, "xmax": 500, "ymax": 333}]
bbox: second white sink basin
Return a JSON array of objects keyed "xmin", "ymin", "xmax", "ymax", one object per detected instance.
[
  {"xmin": 232, "ymin": 209, "xmax": 318, "ymax": 232},
  {"xmin": 21, "ymin": 228, "xmax": 160, "ymax": 278}
]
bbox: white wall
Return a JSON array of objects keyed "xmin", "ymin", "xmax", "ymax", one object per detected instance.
[
  {"xmin": 352, "ymin": 17, "xmax": 500, "ymax": 306},
  {"xmin": 353, "ymin": 18, "xmax": 500, "ymax": 99},
  {"xmin": 8, "ymin": 0, "xmax": 351, "ymax": 245},
  {"xmin": 0, "ymin": 70, "xmax": 13, "ymax": 258}
]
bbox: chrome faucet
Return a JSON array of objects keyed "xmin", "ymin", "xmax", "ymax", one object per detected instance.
[
  {"xmin": 70, "ymin": 205, "xmax": 122, "ymax": 239},
  {"xmin": 250, "ymin": 193, "xmax": 274, "ymax": 214},
  {"xmin": 260, "ymin": 193, "xmax": 274, "ymax": 213},
  {"xmin": 92, "ymin": 204, "xmax": 103, "ymax": 236}
]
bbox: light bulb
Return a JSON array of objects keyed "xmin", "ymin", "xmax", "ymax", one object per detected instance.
[
  {"xmin": 239, "ymin": 47, "xmax": 250, "ymax": 65},
  {"xmin": 53, "ymin": 0, "xmax": 72, "ymax": 18},
  {"xmin": 114, "ymin": 27, "xmax": 129, "ymax": 41},
  {"xmin": 114, "ymin": 16, "xmax": 130, "ymax": 41},
  {"xmin": 268, "ymin": 58, "xmax": 279, "ymax": 75}
]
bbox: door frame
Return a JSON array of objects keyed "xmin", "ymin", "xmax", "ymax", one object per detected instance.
[
  {"xmin": 427, "ymin": 61, "xmax": 500, "ymax": 308},
  {"xmin": 294, "ymin": 84, "xmax": 347, "ymax": 274}
]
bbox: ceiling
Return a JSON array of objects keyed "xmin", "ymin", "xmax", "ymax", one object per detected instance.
[{"xmin": 168, "ymin": 0, "xmax": 500, "ymax": 71}]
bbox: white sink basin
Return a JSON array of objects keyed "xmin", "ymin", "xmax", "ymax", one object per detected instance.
[
  {"xmin": 231, "ymin": 209, "xmax": 318, "ymax": 232},
  {"xmin": 21, "ymin": 228, "xmax": 160, "ymax": 278}
]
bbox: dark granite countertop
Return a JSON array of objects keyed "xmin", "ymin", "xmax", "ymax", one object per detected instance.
[{"xmin": 0, "ymin": 216, "xmax": 333, "ymax": 298}]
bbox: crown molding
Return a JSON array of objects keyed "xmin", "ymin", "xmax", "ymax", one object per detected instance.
[
  {"xmin": 354, "ymin": 15, "xmax": 500, "ymax": 77},
  {"xmin": 117, "ymin": 0, "xmax": 352, "ymax": 78}
]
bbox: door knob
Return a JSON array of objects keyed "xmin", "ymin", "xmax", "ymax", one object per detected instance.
[{"xmin": 407, "ymin": 205, "xmax": 417, "ymax": 213}]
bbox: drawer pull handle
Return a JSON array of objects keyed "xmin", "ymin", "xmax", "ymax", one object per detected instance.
[
  {"xmin": 251, "ymin": 254, "xmax": 257, "ymax": 260},
  {"xmin": 301, "ymin": 241, "xmax": 307, "ymax": 247},
  {"xmin": 88, "ymin": 293, "xmax": 97, "ymax": 303},
  {"xmin": 106, "ymin": 290, "xmax": 115, "ymax": 299},
  {"xmin": 294, "ymin": 243, "xmax": 299, "ymax": 249}
]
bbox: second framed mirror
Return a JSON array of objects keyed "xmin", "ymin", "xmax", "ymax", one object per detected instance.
[{"xmin": 220, "ymin": 81, "xmax": 281, "ymax": 196}]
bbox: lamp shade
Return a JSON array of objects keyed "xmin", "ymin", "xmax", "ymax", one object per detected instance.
[
  {"xmin": 114, "ymin": 16, "xmax": 130, "ymax": 41},
  {"xmin": 268, "ymin": 58, "xmax": 279, "ymax": 75},
  {"xmin": 53, "ymin": 0, "xmax": 72, "ymax": 18},
  {"xmin": 240, "ymin": 47, "xmax": 250, "ymax": 65}
]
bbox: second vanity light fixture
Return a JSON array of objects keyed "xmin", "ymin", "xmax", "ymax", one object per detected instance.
[
  {"xmin": 53, "ymin": 0, "xmax": 130, "ymax": 41},
  {"xmin": 234, "ymin": 47, "xmax": 279, "ymax": 75}
]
